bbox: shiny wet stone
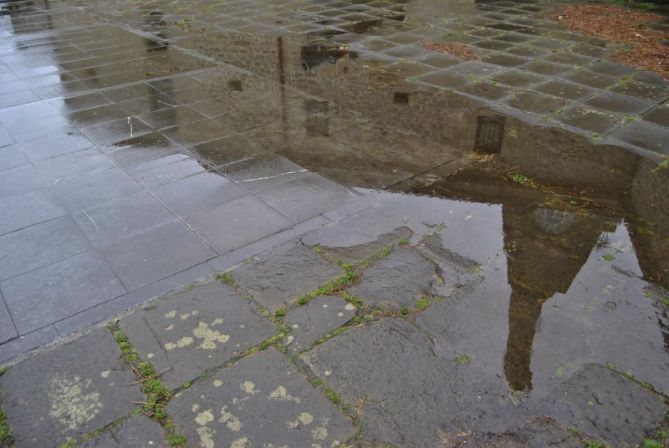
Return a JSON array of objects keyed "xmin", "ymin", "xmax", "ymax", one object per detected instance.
[
  {"xmin": 119, "ymin": 282, "xmax": 276, "ymax": 388},
  {"xmin": 78, "ymin": 415, "xmax": 166, "ymax": 448},
  {"xmin": 557, "ymin": 105, "xmax": 625, "ymax": 134},
  {"xmin": 0, "ymin": 328, "xmax": 142, "ymax": 447},
  {"xmin": 168, "ymin": 348, "xmax": 354, "ymax": 448},
  {"xmin": 0, "ymin": 189, "xmax": 67, "ymax": 236},
  {"xmin": 506, "ymin": 91, "xmax": 567, "ymax": 115},
  {"xmin": 234, "ymin": 243, "xmax": 343, "ymax": 311},
  {"xmin": 349, "ymin": 247, "xmax": 444, "ymax": 309},
  {"xmin": 610, "ymin": 120, "xmax": 669, "ymax": 155},
  {"xmin": 585, "ymin": 91, "xmax": 654, "ymax": 114},
  {"xmin": 285, "ymin": 295, "xmax": 356, "ymax": 353}
]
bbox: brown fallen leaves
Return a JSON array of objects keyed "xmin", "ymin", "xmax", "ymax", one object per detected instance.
[
  {"xmin": 552, "ymin": 4, "xmax": 669, "ymax": 79},
  {"xmin": 422, "ymin": 42, "xmax": 479, "ymax": 60}
]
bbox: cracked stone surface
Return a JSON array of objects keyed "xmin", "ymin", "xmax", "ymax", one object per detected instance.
[
  {"xmin": 79, "ymin": 415, "xmax": 167, "ymax": 448},
  {"xmin": 349, "ymin": 247, "xmax": 445, "ymax": 309},
  {"xmin": 284, "ymin": 295, "xmax": 356, "ymax": 353},
  {"xmin": 0, "ymin": 328, "xmax": 142, "ymax": 447},
  {"xmin": 119, "ymin": 282, "xmax": 277, "ymax": 389},
  {"xmin": 235, "ymin": 243, "xmax": 343, "ymax": 311},
  {"xmin": 168, "ymin": 348, "xmax": 355, "ymax": 448},
  {"xmin": 310, "ymin": 227, "xmax": 413, "ymax": 265}
]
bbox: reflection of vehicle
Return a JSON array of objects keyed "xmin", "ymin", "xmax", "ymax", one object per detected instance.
[{"xmin": 300, "ymin": 43, "xmax": 348, "ymax": 72}]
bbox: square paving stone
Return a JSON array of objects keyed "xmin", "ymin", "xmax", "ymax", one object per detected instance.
[
  {"xmin": 152, "ymin": 171, "xmax": 247, "ymax": 217},
  {"xmin": 449, "ymin": 61, "xmax": 500, "ymax": 78},
  {"xmin": 119, "ymin": 282, "xmax": 277, "ymax": 389},
  {"xmin": 415, "ymin": 70, "xmax": 468, "ymax": 89},
  {"xmin": 584, "ymin": 91, "xmax": 653, "ymax": 114},
  {"xmin": 557, "ymin": 105, "xmax": 625, "ymax": 134},
  {"xmin": 0, "ymin": 215, "xmax": 92, "ymax": 281},
  {"xmin": 217, "ymin": 154, "xmax": 308, "ymax": 193},
  {"xmin": 506, "ymin": 91, "xmax": 568, "ymax": 115},
  {"xmin": 129, "ymin": 156, "xmax": 206, "ymax": 189},
  {"xmin": 34, "ymin": 147, "xmax": 116, "ymax": 181},
  {"xmin": 189, "ymin": 134, "xmax": 265, "ymax": 169},
  {"xmin": 563, "ymin": 70, "xmax": 619, "ymax": 89},
  {"xmin": 417, "ymin": 53, "xmax": 461, "ymax": 68},
  {"xmin": 0, "ymin": 189, "xmax": 67, "ymax": 236},
  {"xmin": 168, "ymin": 349, "xmax": 354, "ymax": 448},
  {"xmin": 588, "ymin": 60, "xmax": 636, "ymax": 77},
  {"xmin": 0, "ymin": 328, "xmax": 143, "ymax": 447},
  {"xmin": 73, "ymin": 191, "xmax": 177, "ymax": 248},
  {"xmin": 610, "ymin": 120, "xmax": 669, "ymax": 155},
  {"xmin": 0, "ymin": 164, "xmax": 44, "ymax": 199},
  {"xmin": 348, "ymin": 247, "xmax": 444, "ymax": 310},
  {"xmin": 0, "ymin": 145, "xmax": 27, "ymax": 171},
  {"xmin": 285, "ymin": 295, "xmax": 356, "ymax": 353},
  {"xmin": 642, "ymin": 104, "xmax": 669, "ymax": 127},
  {"xmin": 82, "ymin": 117, "xmax": 153, "ymax": 146},
  {"xmin": 0, "ymin": 292, "xmax": 17, "ymax": 344},
  {"xmin": 79, "ymin": 415, "xmax": 167, "ymax": 448},
  {"xmin": 492, "ymin": 69, "xmax": 545, "ymax": 87},
  {"xmin": 2, "ymin": 251, "xmax": 126, "ymax": 334},
  {"xmin": 482, "ymin": 53, "xmax": 529, "ymax": 67},
  {"xmin": 534, "ymin": 80, "xmax": 595, "ymax": 101},
  {"xmin": 137, "ymin": 105, "xmax": 207, "ymax": 130},
  {"xmin": 104, "ymin": 133, "xmax": 184, "ymax": 172},
  {"xmin": 234, "ymin": 243, "xmax": 343, "ymax": 311},
  {"xmin": 0, "ymin": 128, "xmax": 13, "ymax": 148},
  {"xmin": 184, "ymin": 196, "xmax": 292, "ymax": 255},
  {"xmin": 102, "ymin": 221, "xmax": 216, "ymax": 291},
  {"xmin": 67, "ymin": 103, "xmax": 129, "ymax": 128},
  {"xmin": 610, "ymin": 80, "xmax": 669, "ymax": 102},
  {"xmin": 523, "ymin": 60, "xmax": 571, "ymax": 76},
  {"xmin": 19, "ymin": 131, "xmax": 93, "ymax": 162},
  {"xmin": 162, "ymin": 119, "xmax": 238, "ymax": 147},
  {"xmin": 459, "ymin": 82, "xmax": 511, "ymax": 100},
  {"xmin": 50, "ymin": 92, "xmax": 112, "ymax": 113}
]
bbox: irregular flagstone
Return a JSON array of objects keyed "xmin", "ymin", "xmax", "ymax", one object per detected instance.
[
  {"xmin": 483, "ymin": 417, "xmax": 584, "ymax": 448},
  {"xmin": 284, "ymin": 296, "xmax": 356, "ymax": 353},
  {"xmin": 308, "ymin": 226, "xmax": 413, "ymax": 265},
  {"xmin": 348, "ymin": 247, "xmax": 446, "ymax": 309},
  {"xmin": 535, "ymin": 364, "xmax": 668, "ymax": 446},
  {"xmin": 234, "ymin": 243, "xmax": 343, "ymax": 311},
  {"xmin": 303, "ymin": 318, "xmax": 524, "ymax": 447},
  {"xmin": 119, "ymin": 282, "xmax": 277, "ymax": 389},
  {"xmin": 168, "ymin": 348, "xmax": 355, "ymax": 448},
  {"xmin": 78, "ymin": 415, "xmax": 166, "ymax": 448},
  {"xmin": 0, "ymin": 328, "xmax": 142, "ymax": 448}
]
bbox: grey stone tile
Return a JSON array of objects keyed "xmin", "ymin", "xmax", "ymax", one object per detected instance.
[
  {"xmin": 152, "ymin": 171, "xmax": 247, "ymax": 217},
  {"xmin": 0, "ymin": 189, "xmax": 67, "ymax": 236},
  {"xmin": 642, "ymin": 104, "xmax": 669, "ymax": 127},
  {"xmin": 588, "ymin": 60, "xmax": 636, "ymax": 77},
  {"xmin": 168, "ymin": 349, "xmax": 354, "ymax": 448},
  {"xmin": 0, "ymin": 324, "xmax": 59, "ymax": 364},
  {"xmin": 234, "ymin": 243, "xmax": 342, "ymax": 311},
  {"xmin": 67, "ymin": 103, "xmax": 129, "ymax": 127},
  {"xmin": 0, "ymin": 163, "xmax": 44, "ymax": 199},
  {"xmin": 492, "ymin": 69, "xmax": 545, "ymax": 87},
  {"xmin": 482, "ymin": 53, "xmax": 529, "ymax": 67},
  {"xmin": 449, "ymin": 61, "xmax": 501, "ymax": 78},
  {"xmin": 610, "ymin": 81, "xmax": 669, "ymax": 102},
  {"xmin": 0, "ymin": 127, "xmax": 13, "ymax": 148},
  {"xmin": 162, "ymin": 119, "xmax": 238, "ymax": 147},
  {"xmin": 73, "ymin": 191, "xmax": 177, "ymax": 248},
  {"xmin": 415, "ymin": 70, "xmax": 468, "ymax": 89},
  {"xmin": 0, "ymin": 101, "xmax": 61, "ymax": 130},
  {"xmin": 256, "ymin": 173, "xmax": 357, "ymax": 223},
  {"xmin": 0, "ymin": 145, "xmax": 28, "ymax": 171},
  {"xmin": 49, "ymin": 167, "xmax": 143, "ymax": 211},
  {"xmin": 79, "ymin": 415, "xmax": 167, "ymax": 448},
  {"xmin": 137, "ymin": 105, "xmax": 207, "ymax": 130},
  {"xmin": 33, "ymin": 147, "xmax": 115, "ymax": 181},
  {"xmin": 0, "ymin": 90, "xmax": 39, "ymax": 108},
  {"xmin": 0, "ymin": 215, "xmax": 92, "ymax": 280},
  {"xmin": 119, "ymin": 282, "xmax": 276, "ymax": 388},
  {"xmin": 81, "ymin": 116, "xmax": 153, "ymax": 145},
  {"xmin": 49, "ymin": 92, "xmax": 112, "ymax": 113},
  {"xmin": 103, "ymin": 132, "xmax": 184, "ymax": 172},
  {"xmin": 610, "ymin": 121, "xmax": 669, "ymax": 155},
  {"xmin": 0, "ymin": 291, "xmax": 17, "ymax": 344},
  {"xmin": 523, "ymin": 60, "xmax": 571, "ymax": 76},
  {"xmin": 584, "ymin": 91, "xmax": 654, "ymax": 114},
  {"xmin": 417, "ymin": 53, "xmax": 461, "ymax": 68},
  {"xmin": 130, "ymin": 156, "xmax": 206, "ymax": 189},
  {"xmin": 2, "ymin": 251, "xmax": 125, "ymax": 333},
  {"xmin": 102, "ymin": 221, "xmax": 216, "ymax": 291},
  {"xmin": 20, "ymin": 131, "xmax": 93, "ymax": 162},
  {"xmin": 459, "ymin": 81, "xmax": 511, "ymax": 100},
  {"xmin": 189, "ymin": 134, "xmax": 265, "ymax": 169},
  {"xmin": 218, "ymin": 154, "xmax": 308, "ymax": 193},
  {"xmin": 563, "ymin": 70, "xmax": 619, "ymax": 89},
  {"xmin": 8, "ymin": 116, "xmax": 78, "ymax": 144},
  {"xmin": 185, "ymin": 196, "xmax": 292, "ymax": 255},
  {"xmin": 285, "ymin": 295, "xmax": 356, "ymax": 353},
  {"xmin": 557, "ymin": 106, "xmax": 625, "ymax": 135},
  {"xmin": 0, "ymin": 328, "xmax": 143, "ymax": 446},
  {"xmin": 534, "ymin": 80, "xmax": 596, "ymax": 101},
  {"xmin": 506, "ymin": 91, "xmax": 567, "ymax": 115}
]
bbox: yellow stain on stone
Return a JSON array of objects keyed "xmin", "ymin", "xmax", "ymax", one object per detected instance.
[
  {"xmin": 195, "ymin": 409, "xmax": 215, "ymax": 426},
  {"xmin": 213, "ymin": 379, "xmax": 223, "ymax": 387},
  {"xmin": 164, "ymin": 310, "xmax": 177, "ymax": 319},
  {"xmin": 192, "ymin": 403, "xmax": 200, "ymax": 412},
  {"xmin": 230, "ymin": 437, "xmax": 249, "ymax": 448},
  {"xmin": 165, "ymin": 336, "xmax": 194, "ymax": 351},
  {"xmin": 344, "ymin": 304, "xmax": 355, "ymax": 311},
  {"xmin": 197, "ymin": 426, "xmax": 215, "ymax": 448},
  {"xmin": 268, "ymin": 385, "xmax": 301, "ymax": 403},
  {"xmin": 48, "ymin": 375, "xmax": 103, "ymax": 430},
  {"xmin": 193, "ymin": 321, "xmax": 230, "ymax": 350},
  {"xmin": 311, "ymin": 418, "xmax": 329, "ymax": 441},
  {"xmin": 213, "ymin": 318, "xmax": 224, "ymax": 325},
  {"xmin": 100, "ymin": 370, "xmax": 110, "ymax": 379},
  {"xmin": 219, "ymin": 405, "xmax": 242, "ymax": 432},
  {"xmin": 298, "ymin": 412, "xmax": 314, "ymax": 425},
  {"xmin": 165, "ymin": 324, "xmax": 174, "ymax": 331},
  {"xmin": 240, "ymin": 381, "xmax": 257, "ymax": 395}
]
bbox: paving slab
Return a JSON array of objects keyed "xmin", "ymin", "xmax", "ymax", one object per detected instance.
[
  {"xmin": 285, "ymin": 295, "xmax": 356, "ymax": 353},
  {"xmin": 0, "ymin": 328, "xmax": 143, "ymax": 447},
  {"xmin": 309, "ymin": 226, "xmax": 413, "ymax": 265},
  {"xmin": 0, "ymin": 164, "xmax": 44, "ymax": 199},
  {"xmin": 119, "ymin": 282, "xmax": 277, "ymax": 388},
  {"xmin": 234, "ymin": 243, "xmax": 343, "ymax": 311},
  {"xmin": 0, "ymin": 189, "xmax": 67, "ymax": 236},
  {"xmin": 19, "ymin": 131, "xmax": 93, "ymax": 162},
  {"xmin": 610, "ymin": 120, "xmax": 669, "ymax": 155},
  {"xmin": 168, "ymin": 348, "xmax": 355, "ymax": 448},
  {"xmin": 349, "ymin": 246, "xmax": 445, "ymax": 309},
  {"xmin": 33, "ymin": 147, "xmax": 116, "ymax": 181},
  {"xmin": 79, "ymin": 415, "xmax": 167, "ymax": 448},
  {"xmin": 0, "ymin": 145, "xmax": 27, "ymax": 172},
  {"xmin": 0, "ymin": 291, "xmax": 17, "ymax": 344}
]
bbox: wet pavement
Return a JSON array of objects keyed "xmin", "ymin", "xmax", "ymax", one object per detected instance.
[{"xmin": 0, "ymin": 0, "xmax": 668, "ymax": 447}]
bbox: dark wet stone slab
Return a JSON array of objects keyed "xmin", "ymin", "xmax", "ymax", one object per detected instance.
[
  {"xmin": 119, "ymin": 282, "xmax": 276, "ymax": 388},
  {"xmin": 610, "ymin": 120, "xmax": 669, "ymax": 155},
  {"xmin": 0, "ymin": 189, "xmax": 67, "ymax": 236},
  {"xmin": 138, "ymin": 105, "xmax": 208, "ymax": 131},
  {"xmin": 523, "ymin": 60, "xmax": 571, "ymax": 76},
  {"xmin": 81, "ymin": 116, "xmax": 153, "ymax": 146},
  {"xmin": 482, "ymin": 53, "xmax": 529, "ymax": 67},
  {"xmin": 129, "ymin": 156, "xmax": 206, "ymax": 189},
  {"xmin": 349, "ymin": 247, "xmax": 444, "ymax": 309},
  {"xmin": 563, "ymin": 69, "xmax": 620, "ymax": 89},
  {"xmin": 101, "ymin": 221, "xmax": 215, "ymax": 291},
  {"xmin": 491, "ymin": 69, "xmax": 545, "ymax": 88},
  {"xmin": 2, "ymin": 251, "xmax": 125, "ymax": 334},
  {"xmin": 611, "ymin": 80, "xmax": 669, "ymax": 102},
  {"xmin": 162, "ymin": 118, "xmax": 238, "ymax": 147},
  {"xmin": 417, "ymin": 53, "xmax": 461, "ymax": 68},
  {"xmin": 544, "ymin": 52, "xmax": 595, "ymax": 67},
  {"xmin": 217, "ymin": 153, "xmax": 309, "ymax": 193},
  {"xmin": 49, "ymin": 92, "xmax": 112, "ymax": 113},
  {"xmin": 588, "ymin": 60, "xmax": 636, "ymax": 77},
  {"xmin": 486, "ymin": 417, "xmax": 584, "ymax": 447},
  {"xmin": 104, "ymin": 133, "xmax": 185, "ymax": 172},
  {"xmin": 0, "ymin": 292, "xmax": 17, "ymax": 344},
  {"xmin": 585, "ymin": 91, "xmax": 654, "ymax": 114},
  {"xmin": 235, "ymin": 243, "xmax": 342, "ymax": 311},
  {"xmin": 459, "ymin": 82, "xmax": 511, "ymax": 100},
  {"xmin": 0, "ymin": 328, "xmax": 142, "ymax": 447},
  {"xmin": 415, "ymin": 70, "xmax": 468, "ymax": 89},
  {"xmin": 285, "ymin": 295, "xmax": 356, "ymax": 353},
  {"xmin": 0, "ymin": 215, "xmax": 91, "ymax": 281},
  {"xmin": 536, "ymin": 364, "xmax": 668, "ymax": 446},
  {"xmin": 34, "ymin": 147, "xmax": 115, "ymax": 181},
  {"xmin": 67, "ymin": 103, "xmax": 129, "ymax": 128},
  {"xmin": 189, "ymin": 134, "xmax": 264, "ymax": 168},
  {"xmin": 557, "ymin": 105, "xmax": 625, "ymax": 134},
  {"xmin": 450, "ymin": 61, "xmax": 501, "ymax": 78},
  {"xmin": 183, "ymin": 195, "xmax": 292, "ymax": 255},
  {"xmin": 168, "ymin": 348, "xmax": 354, "ymax": 448},
  {"xmin": 643, "ymin": 104, "xmax": 669, "ymax": 127},
  {"xmin": 506, "ymin": 91, "xmax": 567, "ymax": 115},
  {"xmin": 79, "ymin": 415, "xmax": 167, "ymax": 448},
  {"xmin": 535, "ymin": 80, "xmax": 595, "ymax": 101}
]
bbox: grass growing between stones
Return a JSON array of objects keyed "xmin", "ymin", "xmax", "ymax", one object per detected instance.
[
  {"xmin": 295, "ymin": 263, "xmax": 359, "ymax": 306},
  {"xmin": 216, "ymin": 271, "xmax": 240, "ymax": 290},
  {"xmin": 0, "ymin": 367, "xmax": 12, "ymax": 448},
  {"xmin": 109, "ymin": 324, "xmax": 187, "ymax": 448}
]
